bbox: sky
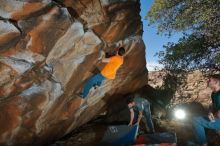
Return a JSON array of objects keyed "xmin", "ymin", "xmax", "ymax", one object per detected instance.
[{"xmin": 140, "ymin": 0, "xmax": 182, "ymax": 71}]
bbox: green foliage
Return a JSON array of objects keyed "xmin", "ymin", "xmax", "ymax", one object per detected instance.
[
  {"xmin": 147, "ymin": 0, "xmax": 220, "ymax": 36},
  {"xmin": 157, "ymin": 34, "xmax": 220, "ymax": 70},
  {"xmin": 146, "ymin": 0, "xmax": 220, "ymax": 70}
]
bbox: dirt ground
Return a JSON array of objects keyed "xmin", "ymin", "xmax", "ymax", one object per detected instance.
[{"xmin": 50, "ymin": 116, "xmax": 220, "ymax": 146}]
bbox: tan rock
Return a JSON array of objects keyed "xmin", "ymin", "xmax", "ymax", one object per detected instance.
[
  {"xmin": 0, "ymin": 0, "xmax": 51, "ymax": 20},
  {"xmin": 0, "ymin": 21, "xmax": 20, "ymax": 50},
  {"xmin": 148, "ymin": 70, "xmax": 213, "ymax": 108},
  {"xmin": 0, "ymin": 0, "xmax": 147, "ymax": 145}
]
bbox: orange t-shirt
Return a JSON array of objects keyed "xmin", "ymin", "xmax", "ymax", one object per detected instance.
[{"xmin": 101, "ymin": 55, "xmax": 124, "ymax": 79}]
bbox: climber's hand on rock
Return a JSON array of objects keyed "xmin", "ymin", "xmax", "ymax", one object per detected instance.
[{"xmin": 98, "ymin": 49, "xmax": 105, "ymax": 61}]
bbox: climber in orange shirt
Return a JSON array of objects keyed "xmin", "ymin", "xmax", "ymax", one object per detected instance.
[{"xmin": 80, "ymin": 47, "xmax": 125, "ymax": 98}]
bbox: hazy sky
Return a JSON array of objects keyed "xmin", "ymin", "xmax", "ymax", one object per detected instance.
[{"xmin": 140, "ymin": 0, "xmax": 182, "ymax": 71}]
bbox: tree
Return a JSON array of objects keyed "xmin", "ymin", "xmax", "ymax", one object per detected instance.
[{"xmin": 147, "ymin": 0, "xmax": 220, "ymax": 70}]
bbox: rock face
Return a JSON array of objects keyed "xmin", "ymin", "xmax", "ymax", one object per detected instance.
[
  {"xmin": 0, "ymin": 0, "xmax": 147, "ymax": 145},
  {"xmin": 148, "ymin": 70, "xmax": 212, "ymax": 108}
]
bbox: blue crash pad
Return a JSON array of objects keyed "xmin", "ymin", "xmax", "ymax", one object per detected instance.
[{"xmin": 100, "ymin": 124, "xmax": 139, "ymax": 146}]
